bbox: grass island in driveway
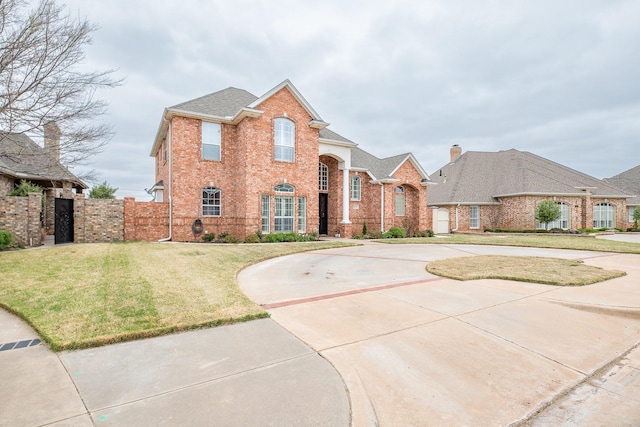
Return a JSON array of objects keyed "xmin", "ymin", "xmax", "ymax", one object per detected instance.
[{"xmin": 0, "ymin": 241, "xmax": 354, "ymax": 350}]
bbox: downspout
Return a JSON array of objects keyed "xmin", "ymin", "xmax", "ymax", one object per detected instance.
[
  {"xmin": 452, "ymin": 203, "xmax": 460, "ymax": 232},
  {"xmin": 159, "ymin": 119, "xmax": 172, "ymax": 242},
  {"xmin": 380, "ymin": 183, "xmax": 385, "ymax": 232}
]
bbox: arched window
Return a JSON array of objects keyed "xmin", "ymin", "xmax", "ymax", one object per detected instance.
[
  {"xmin": 202, "ymin": 187, "xmax": 221, "ymax": 216},
  {"xmin": 274, "ymin": 118, "xmax": 294, "ymax": 162},
  {"xmin": 319, "ymin": 162, "xmax": 328, "ymax": 191},
  {"xmin": 350, "ymin": 175, "xmax": 361, "ymax": 200},
  {"xmin": 274, "ymin": 183, "xmax": 294, "ymax": 193},
  {"xmin": 536, "ymin": 202, "xmax": 570, "ymax": 230},
  {"xmin": 594, "ymin": 203, "xmax": 615, "ymax": 229},
  {"xmin": 395, "ymin": 186, "xmax": 405, "ymax": 217}
]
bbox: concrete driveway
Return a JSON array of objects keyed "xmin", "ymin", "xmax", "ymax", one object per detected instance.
[{"xmin": 239, "ymin": 242, "xmax": 640, "ymax": 426}]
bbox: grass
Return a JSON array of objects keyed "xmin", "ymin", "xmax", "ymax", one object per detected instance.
[
  {"xmin": 381, "ymin": 234, "xmax": 640, "ymax": 254},
  {"xmin": 0, "ymin": 241, "xmax": 354, "ymax": 351},
  {"xmin": 426, "ymin": 255, "xmax": 626, "ymax": 286}
]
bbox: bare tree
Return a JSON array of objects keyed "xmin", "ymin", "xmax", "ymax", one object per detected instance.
[{"xmin": 0, "ymin": 0, "xmax": 121, "ymax": 168}]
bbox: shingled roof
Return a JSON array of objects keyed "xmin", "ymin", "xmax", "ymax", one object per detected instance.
[
  {"xmin": 351, "ymin": 147, "xmax": 429, "ymax": 182},
  {"xmin": 170, "ymin": 87, "xmax": 259, "ymax": 118},
  {"xmin": 604, "ymin": 165, "xmax": 640, "ymax": 206},
  {"xmin": 0, "ymin": 132, "xmax": 87, "ymax": 189},
  {"xmin": 428, "ymin": 149, "xmax": 630, "ymax": 205}
]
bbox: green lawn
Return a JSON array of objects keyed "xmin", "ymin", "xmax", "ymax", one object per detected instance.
[
  {"xmin": 0, "ymin": 241, "xmax": 353, "ymax": 350},
  {"xmin": 382, "ymin": 234, "xmax": 640, "ymax": 254}
]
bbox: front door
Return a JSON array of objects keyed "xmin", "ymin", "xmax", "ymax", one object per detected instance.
[
  {"xmin": 319, "ymin": 193, "xmax": 328, "ymax": 235},
  {"xmin": 54, "ymin": 198, "xmax": 74, "ymax": 244}
]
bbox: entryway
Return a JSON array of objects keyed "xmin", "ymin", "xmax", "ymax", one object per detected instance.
[
  {"xmin": 54, "ymin": 198, "xmax": 74, "ymax": 244},
  {"xmin": 319, "ymin": 193, "xmax": 328, "ymax": 235}
]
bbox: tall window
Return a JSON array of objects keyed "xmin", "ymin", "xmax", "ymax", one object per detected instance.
[
  {"xmin": 319, "ymin": 162, "xmax": 328, "ymax": 191},
  {"xmin": 395, "ymin": 186, "xmax": 405, "ymax": 216},
  {"xmin": 275, "ymin": 196, "xmax": 294, "ymax": 232},
  {"xmin": 274, "ymin": 118, "xmax": 294, "ymax": 162},
  {"xmin": 298, "ymin": 196, "xmax": 306, "ymax": 233},
  {"xmin": 594, "ymin": 203, "xmax": 615, "ymax": 229},
  {"xmin": 261, "ymin": 195, "xmax": 270, "ymax": 233},
  {"xmin": 202, "ymin": 187, "xmax": 221, "ymax": 216},
  {"xmin": 536, "ymin": 202, "xmax": 570, "ymax": 230},
  {"xmin": 351, "ymin": 175, "xmax": 361, "ymax": 200},
  {"xmin": 202, "ymin": 122, "xmax": 221, "ymax": 161},
  {"xmin": 469, "ymin": 206, "xmax": 480, "ymax": 229},
  {"xmin": 629, "ymin": 207, "xmax": 637, "ymax": 223}
]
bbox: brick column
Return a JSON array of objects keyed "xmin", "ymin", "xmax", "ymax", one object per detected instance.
[
  {"xmin": 27, "ymin": 193, "xmax": 43, "ymax": 246},
  {"xmin": 74, "ymin": 193, "xmax": 85, "ymax": 243}
]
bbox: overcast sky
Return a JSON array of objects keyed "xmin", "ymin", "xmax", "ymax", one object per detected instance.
[{"xmin": 58, "ymin": 0, "xmax": 640, "ymax": 199}]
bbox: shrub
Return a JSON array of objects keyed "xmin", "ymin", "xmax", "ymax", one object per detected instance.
[
  {"xmin": 265, "ymin": 233, "xmax": 280, "ymax": 243},
  {"xmin": 352, "ymin": 233, "xmax": 362, "ymax": 239},
  {"xmin": 307, "ymin": 231, "xmax": 319, "ymax": 241},
  {"xmin": 362, "ymin": 222, "xmax": 368, "ymax": 236},
  {"xmin": 222, "ymin": 234, "xmax": 241, "ymax": 244},
  {"xmin": 388, "ymin": 227, "xmax": 406, "ymax": 238},
  {"xmin": 9, "ymin": 179, "xmax": 42, "ymax": 196},
  {"xmin": 413, "ymin": 229, "xmax": 434, "ymax": 238},
  {"xmin": 202, "ymin": 233, "xmax": 215, "ymax": 242},
  {"xmin": 0, "ymin": 230, "xmax": 13, "ymax": 249},
  {"xmin": 244, "ymin": 233, "xmax": 260, "ymax": 244}
]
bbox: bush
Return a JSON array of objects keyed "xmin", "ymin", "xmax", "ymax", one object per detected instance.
[
  {"xmin": 9, "ymin": 179, "xmax": 42, "ymax": 196},
  {"xmin": 222, "ymin": 234, "xmax": 241, "ymax": 244},
  {"xmin": 244, "ymin": 233, "xmax": 260, "ymax": 244},
  {"xmin": 352, "ymin": 233, "xmax": 362, "ymax": 239},
  {"xmin": 413, "ymin": 229, "xmax": 434, "ymax": 238},
  {"xmin": 89, "ymin": 181, "xmax": 118, "ymax": 199},
  {"xmin": 387, "ymin": 227, "xmax": 406, "ymax": 238},
  {"xmin": 0, "ymin": 230, "xmax": 13, "ymax": 249},
  {"xmin": 362, "ymin": 222, "xmax": 368, "ymax": 236},
  {"xmin": 265, "ymin": 233, "xmax": 280, "ymax": 243},
  {"xmin": 202, "ymin": 233, "xmax": 215, "ymax": 242}
]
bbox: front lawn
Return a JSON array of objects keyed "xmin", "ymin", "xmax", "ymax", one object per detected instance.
[
  {"xmin": 0, "ymin": 241, "xmax": 353, "ymax": 350},
  {"xmin": 382, "ymin": 234, "xmax": 640, "ymax": 254}
]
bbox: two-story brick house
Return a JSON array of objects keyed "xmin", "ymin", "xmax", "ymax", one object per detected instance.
[{"xmin": 149, "ymin": 80, "xmax": 431, "ymax": 242}]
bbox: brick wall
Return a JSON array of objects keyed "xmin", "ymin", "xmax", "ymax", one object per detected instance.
[
  {"xmin": 0, "ymin": 175, "xmax": 12, "ymax": 195},
  {"xmin": 74, "ymin": 195, "xmax": 124, "ymax": 243},
  {"xmin": 0, "ymin": 193, "xmax": 43, "ymax": 246},
  {"xmin": 124, "ymin": 198, "xmax": 169, "ymax": 241}
]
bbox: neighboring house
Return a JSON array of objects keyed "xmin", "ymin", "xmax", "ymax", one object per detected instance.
[
  {"xmin": 604, "ymin": 165, "xmax": 640, "ymax": 227},
  {"xmin": 0, "ymin": 125, "xmax": 87, "ymax": 235},
  {"xmin": 428, "ymin": 145, "xmax": 632, "ymax": 233},
  {"xmin": 149, "ymin": 79, "xmax": 431, "ymax": 241}
]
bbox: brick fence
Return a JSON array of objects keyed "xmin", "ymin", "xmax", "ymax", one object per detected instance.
[
  {"xmin": 0, "ymin": 193, "xmax": 43, "ymax": 247},
  {"xmin": 0, "ymin": 194, "xmax": 169, "ymax": 246}
]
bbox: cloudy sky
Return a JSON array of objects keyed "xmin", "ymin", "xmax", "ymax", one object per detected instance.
[{"xmin": 58, "ymin": 0, "xmax": 640, "ymax": 199}]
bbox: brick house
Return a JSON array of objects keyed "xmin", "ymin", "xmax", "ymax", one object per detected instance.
[
  {"xmin": 149, "ymin": 80, "xmax": 431, "ymax": 241},
  {"xmin": 604, "ymin": 165, "xmax": 640, "ymax": 227},
  {"xmin": 0, "ymin": 127, "xmax": 87, "ymax": 236},
  {"xmin": 428, "ymin": 145, "xmax": 632, "ymax": 233}
]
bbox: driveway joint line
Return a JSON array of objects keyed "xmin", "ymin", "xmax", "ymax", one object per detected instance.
[{"xmin": 301, "ymin": 250, "xmax": 433, "ymax": 263}]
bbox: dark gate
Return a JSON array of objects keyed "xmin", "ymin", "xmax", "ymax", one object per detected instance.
[
  {"xmin": 54, "ymin": 198, "xmax": 74, "ymax": 244},
  {"xmin": 319, "ymin": 193, "xmax": 328, "ymax": 235}
]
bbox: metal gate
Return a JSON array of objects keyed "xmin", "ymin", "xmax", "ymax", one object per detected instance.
[{"xmin": 54, "ymin": 198, "xmax": 74, "ymax": 244}]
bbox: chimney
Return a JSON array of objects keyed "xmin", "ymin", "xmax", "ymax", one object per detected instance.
[
  {"xmin": 44, "ymin": 122, "xmax": 61, "ymax": 162},
  {"xmin": 450, "ymin": 144, "xmax": 462, "ymax": 163}
]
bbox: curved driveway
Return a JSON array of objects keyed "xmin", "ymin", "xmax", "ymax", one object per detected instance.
[{"xmin": 239, "ymin": 241, "xmax": 640, "ymax": 426}]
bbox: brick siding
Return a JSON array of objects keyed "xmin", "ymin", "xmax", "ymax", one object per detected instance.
[{"xmin": 0, "ymin": 193, "xmax": 43, "ymax": 246}]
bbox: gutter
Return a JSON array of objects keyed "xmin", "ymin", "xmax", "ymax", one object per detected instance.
[
  {"xmin": 158, "ymin": 119, "xmax": 172, "ymax": 242},
  {"xmin": 380, "ymin": 183, "xmax": 385, "ymax": 232},
  {"xmin": 452, "ymin": 203, "xmax": 460, "ymax": 232}
]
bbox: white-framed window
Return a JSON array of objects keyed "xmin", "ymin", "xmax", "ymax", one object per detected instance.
[
  {"xmin": 395, "ymin": 186, "xmax": 405, "ymax": 216},
  {"xmin": 274, "ymin": 118, "xmax": 294, "ymax": 162},
  {"xmin": 275, "ymin": 196, "xmax": 294, "ymax": 232},
  {"xmin": 629, "ymin": 206, "xmax": 637, "ymax": 223},
  {"xmin": 351, "ymin": 175, "xmax": 361, "ymax": 201},
  {"xmin": 319, "ymin": 162, "xmax": 328, "ymax": 191},
  {"xmin": 594, "ymin": 203, "xmax": 615, "ymax": 229},
  {"xmin": 202, "ymin": 121, "xmax": 221, "ymax": 161},
  {"xmin": 535, "ymin": 202, "xmax": 570, "ymax": 230},
  {"xmin": 469, "ymin": 206, "xmax": 480, "ymax": 229},
  {"xmin": 298, "ymin": 196, "xmax": 306, "ymax": 233},
  {"xmin": 261, "ymin": 195, "xmax": 270, "ymax": 233},
  {"xmin": 202, "ymin": 187, "xmax": 221, "ymax": 216}
]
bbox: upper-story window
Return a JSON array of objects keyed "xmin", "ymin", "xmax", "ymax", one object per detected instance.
[
  {"xmin": 274, "ymin": 118, "xmax": 294, "ymax": 162},
  {"xmin": 351, "ymin": 175, "xmax": 361, "ymax": 200},
  {"xmin": 274, "ymin": 183, "xmax": 294, "ymax": 193},
  {"xmin": 202, "ymin": 121, "xmax": 221, "ymax": 161},
  {"xmin": 319, "ymin": 162, "xmax": 328, "ymax": 191}
]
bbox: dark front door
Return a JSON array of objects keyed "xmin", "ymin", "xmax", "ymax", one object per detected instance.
[
  {"xmin": 319, "ymin": 193, "xmax": 328, "ymax": 235},
  {"xmin": 54, "ymin": 198, "xmax": 74, "ymax": 244}
]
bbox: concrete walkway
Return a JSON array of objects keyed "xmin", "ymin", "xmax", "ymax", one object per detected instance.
[
  {"xmin": 2, "ymin": 240, "xmax": 640, "ymax": 426},
  {"xmin": 240, "ymin": 242, "xmax": 640, "ymax": 426}
]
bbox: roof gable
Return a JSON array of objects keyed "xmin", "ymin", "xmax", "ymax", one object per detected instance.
[
  {"xmin": 248, "ymin": 79, "xmax": 327, "ymax": 126},
  {"xmin": 351, "ymin": 147, "xmax": 429, "ymax": 182}
]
